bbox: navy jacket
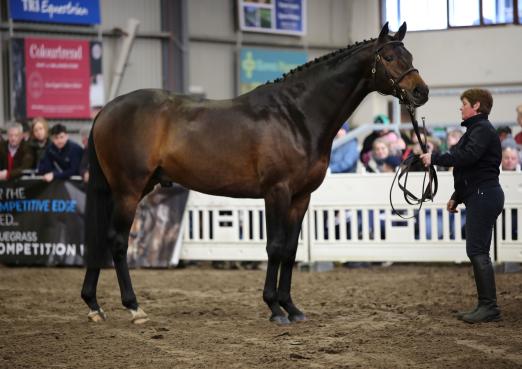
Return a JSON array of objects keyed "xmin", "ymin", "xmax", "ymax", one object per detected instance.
[
  {"xmin": 38, "ymin": 140, "xmax": 84, "ymax": 179},
  {"xmin": 431, "ymin": 114, "xmax": 501, "ymax": 203}
]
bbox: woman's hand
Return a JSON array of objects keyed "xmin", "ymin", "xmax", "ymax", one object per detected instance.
[{"xmin": 447, "ymin": 199, "xmax": 458, "ymax": 213}]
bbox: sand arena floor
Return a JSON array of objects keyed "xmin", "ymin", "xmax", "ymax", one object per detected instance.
[{"xmin": 1, "ymin": 264, "xmax": 521, "ymax": 369}]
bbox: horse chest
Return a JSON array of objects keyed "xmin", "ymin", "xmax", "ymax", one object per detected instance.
[{"xmin": 298, "ymin": 158, "xmax": 329, "ymax": 193}]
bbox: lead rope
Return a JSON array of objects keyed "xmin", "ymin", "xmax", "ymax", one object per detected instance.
[{"xmin": 389, "ymin": 105, "xmax": 438, "ymax": 219}]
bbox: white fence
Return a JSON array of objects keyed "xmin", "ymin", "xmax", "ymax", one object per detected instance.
[{"xmin": 180, "ymin": 172, "xmax": 522, "ymax": 263}]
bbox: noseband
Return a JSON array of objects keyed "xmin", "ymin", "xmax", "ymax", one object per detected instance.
[{"xmin": 371, "ymin": 40, "xmax": 418, "ymax": 105}]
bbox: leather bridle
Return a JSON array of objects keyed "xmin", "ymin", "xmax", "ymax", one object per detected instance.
[
  {"xmin": 371, "ymin": 40, "xmax": 419, "ymax": 106},
  {"xmin": 371, "ymin": 40, "xmax": 438, "ymax": 219}
]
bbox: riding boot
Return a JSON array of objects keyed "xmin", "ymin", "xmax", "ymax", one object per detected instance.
[
  {"xmin": 455, "ymin": 305, "xmax": 478, "ymax": 320},
  {"xmin": 461, "ymin": 254, "xmax": 501, "ymax": 324}
]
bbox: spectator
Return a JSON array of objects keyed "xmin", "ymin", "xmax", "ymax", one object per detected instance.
[
  {"xmin": 360, "ymin": 115, "xmax": 402, "ymax": 165},
  {"xmin": 329, "ymin": 123, "xmax": 358, "ymax": 173},
  {"xmin": 28, "ymin": 117, "xmax": 51, "ymax": 168},
  {"xmin": 501, "ymin": 147, "xmax": 520, "ymax": 171},
  {"xmin": 365, "ymin": 138, "xmax": 401, "ymax": 173},
  {"xmin": 38, "ymin": 124, "xmax": 83, "ymax": 182},
  {"xmin": 514, "ymin": 104, "xmax": 522, "ymax": 145},
  {"xmin": 0, "ymin": 122, "xmax": 34, "ymax": 181},
  {"xmin": 446, "ymin": 128, "xmax": 464, "ymax": 150},
  {"xmin": 496, "ymin": 126, "xmax": 512, "ymax": 143}
]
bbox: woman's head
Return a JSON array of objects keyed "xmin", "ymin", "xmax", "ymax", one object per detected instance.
[
  {"xmin": 460, "ymin": 89, "xmax": 493, "ymax": 119},
  {"xmin": 31, "ymin": 117, "xmax": 49, "ymax": 142}
]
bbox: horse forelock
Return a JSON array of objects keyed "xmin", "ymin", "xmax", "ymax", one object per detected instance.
[{"xmin": 267, "ymin": 38, "xmax": 376, "ymax": 85}]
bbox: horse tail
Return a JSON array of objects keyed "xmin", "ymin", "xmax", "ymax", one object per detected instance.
[{"xmin": 84, "ymin": 122, "xmax": 113, "ymax": 268}]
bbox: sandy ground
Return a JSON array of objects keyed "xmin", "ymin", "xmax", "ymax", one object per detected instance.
[{"xmin": 0, "ymin": 264, "xmax": 521, "ymax": 369}]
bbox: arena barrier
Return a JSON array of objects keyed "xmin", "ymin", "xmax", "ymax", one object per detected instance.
[{"xmin": 181, "ymin": 171, "xmax": 521, "ymax": 263}]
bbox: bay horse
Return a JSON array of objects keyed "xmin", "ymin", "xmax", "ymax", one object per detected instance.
[{"xmin": 81, "ymin": 22, "xmax": 429, "ymax": 325}]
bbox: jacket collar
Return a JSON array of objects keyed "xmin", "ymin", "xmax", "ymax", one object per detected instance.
[{"xmin": 461, "ymin": 113, "xmax": 488, "ymax": 128}]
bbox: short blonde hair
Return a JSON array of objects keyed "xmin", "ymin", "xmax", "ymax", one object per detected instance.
[{"xmin": 516, "ymin": 104, "xmax": 522, "ymax": 114}]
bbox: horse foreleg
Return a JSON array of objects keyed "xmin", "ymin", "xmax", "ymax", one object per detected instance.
[
  {"xmin": 81, "ymin": 267, "xmax": 107, "ymax": 322},
  {"xmin": 278, "ymin": 194, "xmax": 310, "ymax": 322},
  {"xmin": 110, "ymin": 195, "xmax": 149, "ymax": 324},
  {"xmin": 263, "ymin": 184, "xmax": 291, "ymax": 325}
]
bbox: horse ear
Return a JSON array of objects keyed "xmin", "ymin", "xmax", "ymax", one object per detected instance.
[
  {"xmin": 378, "ymin": 22, "xmax": 390, "ymax": 42},
  {"xmin": 394, "ymin": 22, "xmax": 407, "ymax": 41}
]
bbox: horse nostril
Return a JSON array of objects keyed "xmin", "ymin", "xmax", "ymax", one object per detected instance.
[{"xmin": 413, "ymin": 85, "xmax": 428, "ymax": 98}]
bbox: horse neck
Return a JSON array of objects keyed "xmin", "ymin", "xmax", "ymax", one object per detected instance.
[{"xmin": 280, "ymin": 45, "xmax": 374, "ymax": 153}]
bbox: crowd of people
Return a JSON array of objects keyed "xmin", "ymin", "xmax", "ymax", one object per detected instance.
[
  {"xmin": 329, "ymin": 103, "xmax": 522, "ymax": 174},
  {"xmin": 0, "ymin": 117, "xmax": 88, "ymax": 183}
]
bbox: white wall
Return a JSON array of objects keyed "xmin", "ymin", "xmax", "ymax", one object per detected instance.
[{"xmin": 345, "ymin": 1, "xmax": 522, "ymax": 127}]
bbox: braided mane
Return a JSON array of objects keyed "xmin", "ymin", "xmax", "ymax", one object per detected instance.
[{"xmin": 269, "ymin": 38, "xmax": 376, "ymax": 84}]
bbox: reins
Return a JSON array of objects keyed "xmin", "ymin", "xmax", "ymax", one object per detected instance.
[{"xmin": 389, "ymin": 105, "xmax": 438, "ymax": 219}]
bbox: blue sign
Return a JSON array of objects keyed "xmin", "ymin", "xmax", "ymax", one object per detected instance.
[
  {"xmin": 9, "ymin": 0, "xmax": 101, "ymax": 25},
  {"xmin": 239, "ymin": 0, "xmax": 306, "ymax": 36},
  {"xmin": 239, "ymin": 47, "xmax": 308, "ymax": 94}
]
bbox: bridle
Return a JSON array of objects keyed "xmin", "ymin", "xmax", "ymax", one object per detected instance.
[
  {"xmin": 371, "ymin": 40, "xmax": 418, "ymax": 106},
  {"xmin": 370, "ymin": 40, "xmax": 438, "ymax": 219}
]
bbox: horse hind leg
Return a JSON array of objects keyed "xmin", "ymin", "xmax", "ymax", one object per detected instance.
[
  {"xmin": 81, "ymin": 267, "xmax": 107, "ymax": 322},
  {"xmin": 110, "ymin": 193, "xmax": 149, "ymax": 324}
]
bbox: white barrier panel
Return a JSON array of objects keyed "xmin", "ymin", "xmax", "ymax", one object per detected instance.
[
  {"xmin": 182, "ymin": 172, "xmax": 521, "ymax": 263},
  {"xmin": 181, "ymin": 191, "xmax": 309, "ymax": 261},
  {"xmin": 496, "ymin": 172, "xmax": 522, "ymax": 262}
]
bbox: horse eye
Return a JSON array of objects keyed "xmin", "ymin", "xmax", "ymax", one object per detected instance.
[{"xmin": 384, "ymin": 55, "xmax": 394, "ymax": 62}]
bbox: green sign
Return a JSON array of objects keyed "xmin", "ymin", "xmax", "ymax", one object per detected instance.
[{"xmin": 239, "ymin": 47, "xmax": 308, "ymax": 94}]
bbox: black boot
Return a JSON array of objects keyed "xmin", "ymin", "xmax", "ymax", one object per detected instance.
[
  {"xmin": 455, "ymin": 305, "xmax": 478, "ymax": 320},
  {"xmin": 461, "ymin": 254, "xmax": 501, "ymax": 324}
]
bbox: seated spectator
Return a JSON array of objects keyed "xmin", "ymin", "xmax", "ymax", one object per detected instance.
[
  {"xmin": 496, "ymin": 126, "xmax": 512, "ymax": 143},
  {"xmin": 501, "ymin": 147, "xmax": 520, "ymax": 171},
  {"xmin": 364, "ymin": 138, "xmax": 401, "ymax": 173},
  {"xmin": 28, "ymin": 116, "xmax": 51, "ymax": 168},
  {"xmin": 38, "ymin": 124, "xmax": 84, "ymax": 182},
  {"xmin": 360, "ymin": 115, "xmax": 403, "ymax": 165},
  {"xmin": 446, "ymin": 128, "xmax": 463, "ymax": 150},
  {"xmin": 329, "ymin": 123, "xmax": 358, "ymax": 173},
  {"xmin": 515, "ymin": 104, "xmax": 522, "ymax": 145},
  {"xmin": 0, "ymin": 122, "xmax": 34, "ymax": 180}
]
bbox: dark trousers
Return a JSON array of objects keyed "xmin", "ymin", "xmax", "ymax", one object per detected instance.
[{"xmin": 464, "ymin": 185, "xmax": 504, "ymax": 257}]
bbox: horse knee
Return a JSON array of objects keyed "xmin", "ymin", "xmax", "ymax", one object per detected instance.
[
  {"xmin": 263, "ymin": 290, "xmax": 278, "ymax": 305},
  {"xmin": 266, "ymin": 241, "xmax": 285, "ymax": 259}
]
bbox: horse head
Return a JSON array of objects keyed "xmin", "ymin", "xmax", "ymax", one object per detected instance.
[{"xmin": 372, "ymin": 22, "xmax": 429, "ymax": 107}]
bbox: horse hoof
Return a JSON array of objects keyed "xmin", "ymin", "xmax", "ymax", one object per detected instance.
[
  {"xmin": 270, "ymin": 315, "xmax": 290, "ymax": 325},
  {"xmin": 87, "ymin": 308, "xmax": 107, "ymax": 322},
  {"xmin": 130, "ymin": 307, "xmax": 149, "ymax": 324},
  {"xmin": 289, "ymin": 314, "xmax": 307, "ymax": 323}
]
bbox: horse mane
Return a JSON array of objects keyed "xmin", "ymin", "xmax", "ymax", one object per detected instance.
[{"xmin": 268, "ymin": 38, "xmax": 376, "ymax": 85}]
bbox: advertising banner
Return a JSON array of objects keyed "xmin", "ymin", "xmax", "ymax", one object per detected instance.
[
  {"xmin": 239, "ymin": 47, "xmax": 308, "ymax": 94},
  {"xmin": 238, "ymin": 0, "xmax": 306, "ymax": 36},
  {"xmin": 0, "ymin": 180, "xmax": 188, "ymax": 267},
  {"xmin": 0, "ymin": 179, "xmax": 86, "ymax": 266},
  {"xmin": 9, "ymin": 0, "xmax": 101, "ymax": 25},
  {"xmin": 12, "ymin": 37, "xmax": 104, "ymax": 119}
]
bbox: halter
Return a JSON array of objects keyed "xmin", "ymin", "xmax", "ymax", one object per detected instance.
[{"xmin": 371, "ymin": 40, "xmax": 419, "ymax": 105}]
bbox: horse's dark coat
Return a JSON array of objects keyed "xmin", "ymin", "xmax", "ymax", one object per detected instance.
[{"xmin": 81, "ymin": 22, "xmax": 429, "ymax": 323}]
